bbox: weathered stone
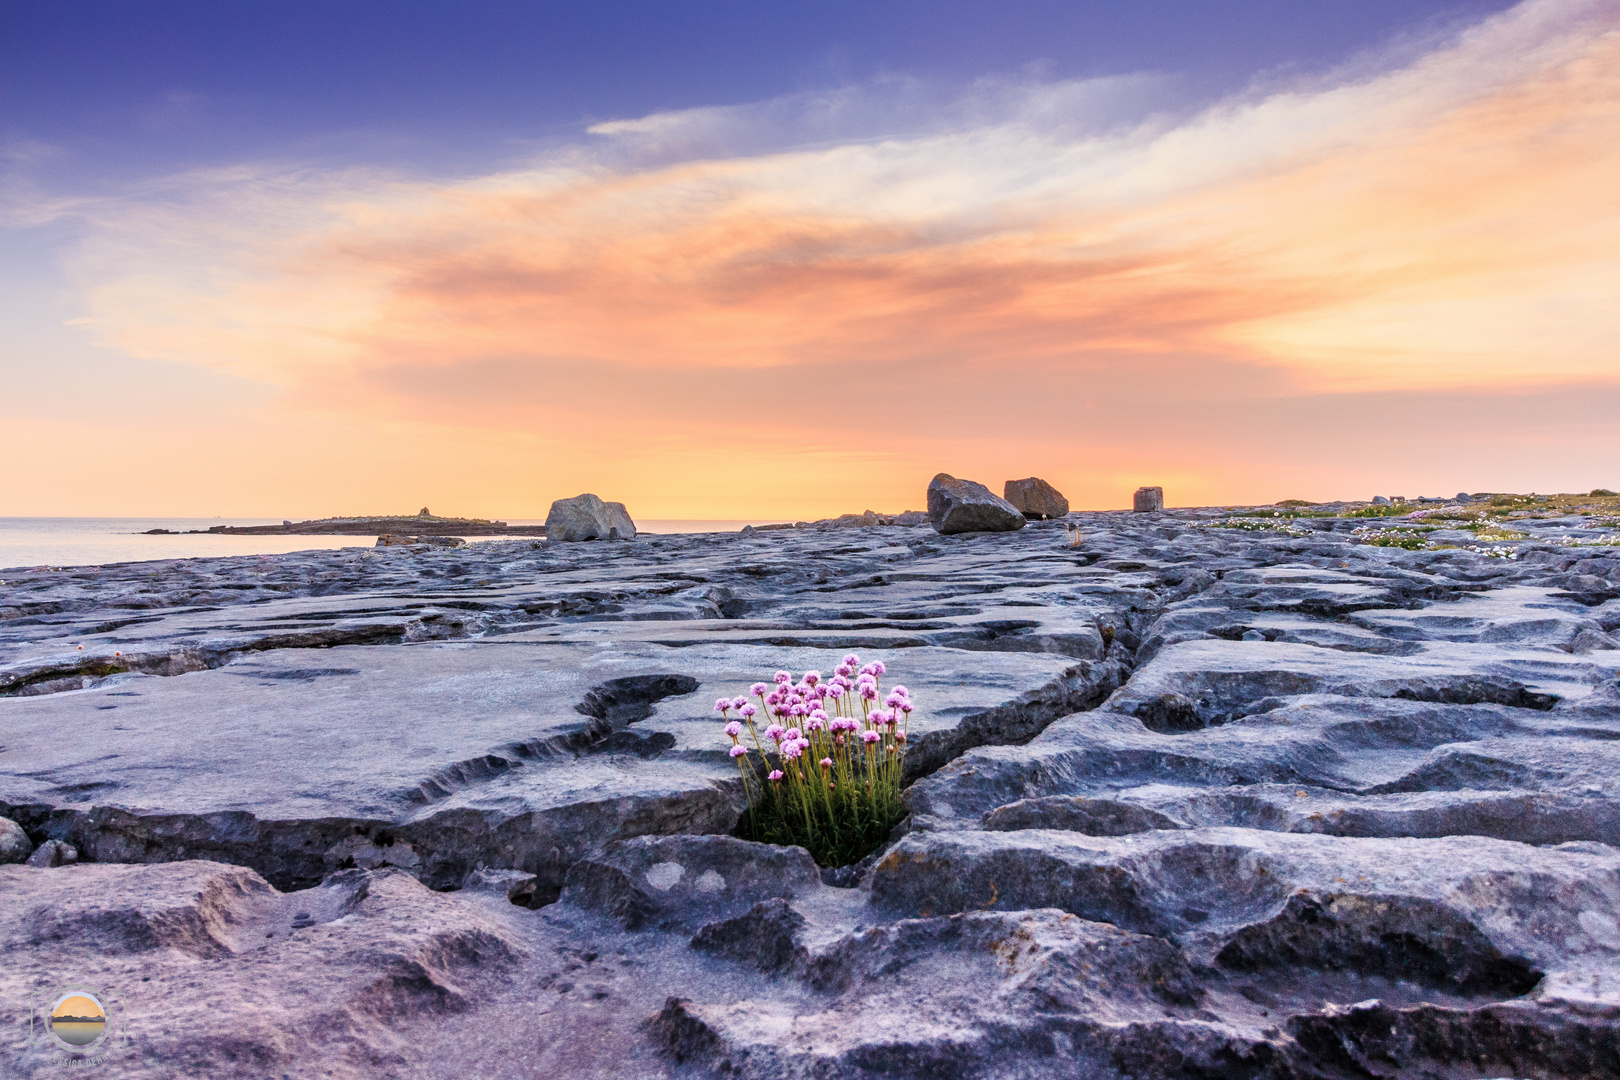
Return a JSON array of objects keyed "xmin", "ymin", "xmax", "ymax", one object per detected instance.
[
  {"xmin": 0, "ymin": 816, "xmax": 32, "ymax": 862},
  {"xmin": 559, "ymin": 834, "xmax": 822, "ymax": 930},
  {"xmin": 461, "ymin": 865, "xmax": 540, "ymax": 906},
  {"xmin": 25, "ymin": 838, "xmax": 76, "ymax": 867},
  {"xmin": 1002, "ymin": 476, "xmax": 1070, "ymax": 519},
  {"xmin": 926, "ymin": 473, "xmax": 1026, "ymax": 534},
  {"xmin": 375, "ymin": 534, "xmax": 465, "ymax": 548},
  {"xmin": 1373, "ymin": 495, "xmax": 1391, "ymax": 505},
  {"xmin": 3, "ymin": 495, "xmax": 1620, "ymax": 1078},
  {"xmin": 544, "ymin": 493, "xmax": 637, "ymax": 541},
  {"xmin": 1133, "ymin": 485, "xmax": 1164, "ymax": 512}
]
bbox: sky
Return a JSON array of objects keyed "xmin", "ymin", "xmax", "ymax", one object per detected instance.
[{"xmin": 3, "ymin": 0, "xmax": 1616, "ymax": 519}]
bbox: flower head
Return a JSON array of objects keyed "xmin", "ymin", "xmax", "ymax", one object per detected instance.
[
  {"xmin": 825, "ymin": 683, "xmax": 844, "ymax": 699},
  {"xmin": 731, "ymin": 695, "xmax": 748, "ymax": 710},
  {"xmin": 782, "ymin": 741, "xmax": 803, "ymax": 760},
  {"xmin": 774, "ymin": 670, "xmax": 792, "ymax": 685},
  {"xmin": 750, "ymin": 682, "xmax": 769, "ymax": 696},
  {"xmin": 802, "ymin": 670, "xmax": 821, "ymax": 687},
  {"xmin": 820, "ymin": 757, "xmax": 833, "ymax": 770},
  {"xmin": 784, "ymin": 728, "xmax": 802, "ymax": 743},
  {"xmin": 766, "ymin": 724, "xmax": 785, "ymax": 742},
  {"xmin": 768, "ymin": 769, "xmax": 784, "ymax": 781},
  {"xmin": 714, "ymin": 698, "xmax": 732, "ymax": 714},
  {"xmin": 739, "ymin": 702, "xmax": 757, "ymax": 718},
  {"xmin": 725, "ymin": 721, "xmax": 742, "ymax": 739},
  {"xmin": 862, "ymin": 731, "xmax": 882, "ymax": 745},
  {"xmin": 729, "ymin": 745, "xmax": 748, "ymax": 759}
]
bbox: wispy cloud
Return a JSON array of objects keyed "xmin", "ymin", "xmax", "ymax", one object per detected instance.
[{"xmin": 15, "ymin": 0, "xmax": 1620, "ymax": 513}]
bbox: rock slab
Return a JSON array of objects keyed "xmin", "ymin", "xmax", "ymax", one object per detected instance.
[
  {"xmin": 927, "ymin": 473, "xmax": 1027, "ymax": 535},
  {"xmin": 1003, "ymin": 476, "xmax": 1070, "ymax": 519},
  {"xmin": 545, "ymin": 493, "xmax": 637, "ymax": 541},
  {"xmin": 1133, "ymin": 485, "xmax": 1165, "ymax": 512}
]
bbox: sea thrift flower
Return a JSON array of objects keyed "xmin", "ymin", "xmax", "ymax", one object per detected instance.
[{"xmin": 720, "ymin": 661, "xmax": 917, "ymax": 867}]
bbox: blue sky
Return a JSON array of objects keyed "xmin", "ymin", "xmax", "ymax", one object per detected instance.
[{"xmin": 4, "ymin": 2, "xmax": 1513, "ymax": 180}]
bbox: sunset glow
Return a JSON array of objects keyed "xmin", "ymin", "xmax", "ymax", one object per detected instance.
[{"xmin": 4, "ymin": 0, "xmax": 1616, "ymax": 518}]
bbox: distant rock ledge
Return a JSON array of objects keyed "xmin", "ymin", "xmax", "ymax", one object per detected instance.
[{"xmin": 144, "ymin": 514, "xmax": 548, "ymax": 537}]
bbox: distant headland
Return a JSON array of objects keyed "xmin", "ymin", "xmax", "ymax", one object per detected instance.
[{"xmin": 143, "ymin": 508, "xmax": 548, "ymax": 537}]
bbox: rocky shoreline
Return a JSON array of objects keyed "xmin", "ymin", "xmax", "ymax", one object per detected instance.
[{"xmin": 2, "ymin": 493, "xmax": 1618, "ymax": 1078}]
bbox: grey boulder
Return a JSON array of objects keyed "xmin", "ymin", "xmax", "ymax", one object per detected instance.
[
  {"xmin": 545, "ymin": 493, "xmax": 637, "ymax": 541},
  {"xmin": 0, "ymin": 817, "xmax": 32, "ymax": 863},
  {"xmin": 1372, "ymin": 495, "xmax": 1391, "ymax": 505},
  {"xmin": 1133, "ymin": 485, "xmax": 1165, "ymax": 512},
  {"xmin": 25, "ymin": 839, "xmax": 76, "ymax": 868},
  {"xmin": 927, "ymin": 474, "xmax": 1026, "ymax": 535},
  {"xmin": 1003, "ymin": 477, "xmax": 1070, "ymax": 519}
]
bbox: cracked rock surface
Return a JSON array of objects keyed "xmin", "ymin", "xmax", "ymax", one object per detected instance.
[{"xmin": 2, "ymin": 508, "xmax": 1619, "ymax": 1077}]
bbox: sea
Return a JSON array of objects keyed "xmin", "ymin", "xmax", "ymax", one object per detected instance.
[{"xmin": 0, "ymin": 518, "xmax": 774, "ymax": 572}]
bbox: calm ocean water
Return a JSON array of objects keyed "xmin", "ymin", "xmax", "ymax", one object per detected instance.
[{"xmin": 0, "ymin": 518, "xmax": 772, "ymax": 572}]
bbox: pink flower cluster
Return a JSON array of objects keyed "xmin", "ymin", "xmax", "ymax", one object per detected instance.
[{"xmin": 715, "ymin": 655, "xmax": 913, "ymax": 799}]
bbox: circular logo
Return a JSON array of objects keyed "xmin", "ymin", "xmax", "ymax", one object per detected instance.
[{"xmin": 48, "ymin": 990, "xmax": 107, "ymax": 1052}]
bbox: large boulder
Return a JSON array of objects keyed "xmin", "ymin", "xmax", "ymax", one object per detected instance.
[
  {"xmin": 927, "ymin": 474, "xmax": 1027, "ymax": 535},
  {"xmin": 1003, "ymin": 477, "xmax": 1069, "ymax": 519},
  {"xmin": 1133, "ymin": 486, "xmax": 1164, "ymax": 512},
  {"xmin": 545, "ymin": 494, "xmax": 637, "ymax": 541},
  {"xmin": 0, "ymin": 817, "xmax": 32, "ymax": 863}
]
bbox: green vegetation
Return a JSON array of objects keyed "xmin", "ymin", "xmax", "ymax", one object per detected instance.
[{"xmin": 722, "ymin": 658, "xmax": 908, "ymax": 868}]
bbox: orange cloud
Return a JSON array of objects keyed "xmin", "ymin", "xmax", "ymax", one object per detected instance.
[{"xmin": 37, "ymin": 0, "xmax": 1620, "ymax": 516}]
